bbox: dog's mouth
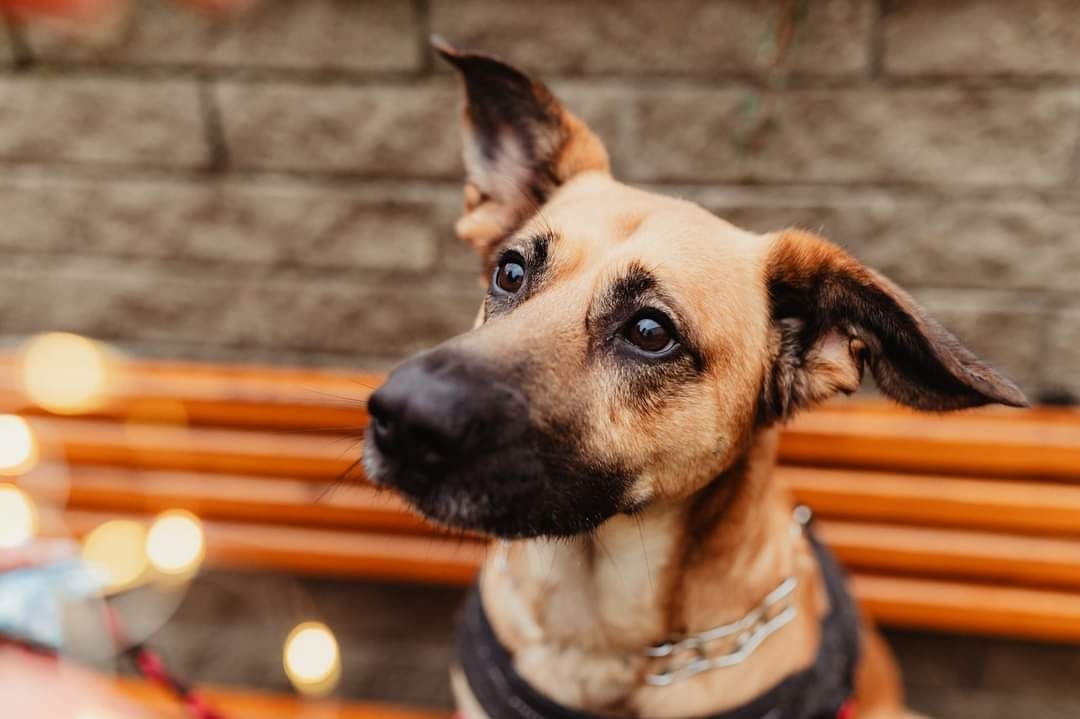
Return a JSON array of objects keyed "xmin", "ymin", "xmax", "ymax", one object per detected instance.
[
  {"xmin": 362, "ymin": 347, "xmax": 634, "ymax": 539},
  {"xmin": 363, "ymin": 428, "xmax": 630, "ymax": 540}
]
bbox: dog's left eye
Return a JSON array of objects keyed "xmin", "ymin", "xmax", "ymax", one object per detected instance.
[
  {"xmin": 493, "ymin": 253, "xmax": 527, "ymax": 294},
  {"xmin": 623, "ymin": 313, "xmax": 676, "ymax": 355}
]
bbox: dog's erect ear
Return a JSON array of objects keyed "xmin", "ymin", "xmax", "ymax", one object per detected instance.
[
  {"xmin": 759, "ymin": 230, "xmax": 1028, "ymax": 423},
  {"xmin": 433, "ymin": 37, "xmax": 610, "ymax": 263}
]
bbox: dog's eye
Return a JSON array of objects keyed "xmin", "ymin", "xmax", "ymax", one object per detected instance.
[
  {"xmin": 493, "ymin": 254, "xmax": 526, "ymax": 294},
  {"xmin": 623, "ymin": 314, "xmax": 676, "ymax": 355}
]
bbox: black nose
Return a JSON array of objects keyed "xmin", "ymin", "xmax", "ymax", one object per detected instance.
[{"xmin": 367, "ymin": 351, "xmax": 528, "ymax": 468}]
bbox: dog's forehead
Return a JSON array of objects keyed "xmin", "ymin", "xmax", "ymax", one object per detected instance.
[{"xmin": 533, "ymin": 173, "xmax": 768, "ymax": 302}]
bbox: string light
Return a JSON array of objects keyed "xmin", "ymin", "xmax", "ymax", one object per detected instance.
[
  {"xmin": 0, "ymin": 484, "xmax": 37, "ymax": 548},
  {"xmin": 81, "ymin": 520, "xmax": 149, "ymax": 593},
  {"xmin": 283, "ymin": 621, "xmax": 341, "ymax": 696},
  {"xmin": 146, "ymin": 510, "xmax": 205, "ymax": 577},
  {"xmin": 0, "ymin": 415, "xmax": 38, "ymax": 476},
  {"xmin": 18, "ymin": 333, "xmax": 113, "ymax": 415}
]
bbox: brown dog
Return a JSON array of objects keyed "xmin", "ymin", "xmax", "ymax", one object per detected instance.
[{"xmin": 364, "ymin": 40, "xmax": 1027, "ymax": 719}]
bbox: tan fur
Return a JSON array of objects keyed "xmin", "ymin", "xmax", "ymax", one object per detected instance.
[
  {"xmin": 422, "ymin": 44, "xmax": 1016, "ymax": 719},
  {"xmin": 450, "ymin": 172, "xmax": 913, "ymax": 719}
]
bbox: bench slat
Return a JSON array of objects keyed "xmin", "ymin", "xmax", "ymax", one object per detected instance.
[
  {"xmin": 819, "ymin": 521, "xmax": 1080, "ymax": 591},
  {"xmin": 49, "ymin": 509, "xmax": 1080, "ymax": 644},
  {"xmin": 112, "ymin": 677, "xmax": 449, "ymax": 719},
  {"xmin": 784, "ymin": 466, "xmax": 1080, "ymax": 538},
  {"xmin": 782, "ymin": 409, "xmax": 1080, "ymax": 481},
  {"xmin": 854, "ymin": 574, "xmax": 1080, "ymax": 643},
  {"xmin": 6, "ymin": 356, "xmax": 1079, "ymax": 481},
  {"xmin": 61, "ymin": 510, "xmax": 486, "ymax": 586}
]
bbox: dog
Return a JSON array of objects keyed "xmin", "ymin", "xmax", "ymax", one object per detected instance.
[{"xmin": 363, "ymin": 39, "xmax": 1028, "ymax": 719}]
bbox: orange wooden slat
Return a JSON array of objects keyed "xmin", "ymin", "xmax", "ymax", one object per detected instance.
[
  {"xmin": 60, "ymin": 510, "xmax": 486, "ymax": 586},
  {"xmin": 853, "ymin": 574, "xmax": 1080, "ymax": 643},
  {"xmin": 817, "ymin": 520, "xmax": 1080, "ymax": 591},
  {"xmin": 112, "ymin": 678, "xmax": 450, "ymax": 719},
  {"xmin": 0, "ymin": 356, "xmax": 374, "ymax": 432},
  {"xmin": 5, "ymin": 355, "xmax": 1080, "ymax": 482},
  {"xmin": 780, "ymin": 408, "xmax": 1080, "ymax": 481},
  {"xmin": 783, "ymin": 466, "xmax": 1080, "ymax": 538},
  {"xmin": 48, "ymin": 509, "xmax": 1080, "ymax": 643},
  {"xmin": 28, "ymin": 416, "xmax": 357, "ymax": 480},
  {"xmin": 58, "ymin": 466, "xmax": 430, "ymax": 535},
  {"xmin": 40, "ymin": 467, "xmax": 1080, "ymax": 590}
]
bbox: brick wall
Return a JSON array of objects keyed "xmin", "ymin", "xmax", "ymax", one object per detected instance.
[{"xmin": 2, "ymin": 0, "xmax": 1077, "ymax": 401}]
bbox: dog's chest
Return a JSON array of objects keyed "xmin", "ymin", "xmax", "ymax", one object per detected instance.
[{"xmin": 479, "ymin": 523, "xmax": 679, "ymax": 709}]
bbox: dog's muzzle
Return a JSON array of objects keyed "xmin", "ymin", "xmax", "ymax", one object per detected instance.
[
  {"xmin": 367, "ymin": 349, "xmax": 529, "ymax": 481},
  {"xmin": 365, "ymin": 347, "xmax": 630, "ymax": 539}
]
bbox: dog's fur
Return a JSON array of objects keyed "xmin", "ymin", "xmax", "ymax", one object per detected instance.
[{"xmin": 364, "ymin": 41, "xmax": 1027, "ymax": 719}]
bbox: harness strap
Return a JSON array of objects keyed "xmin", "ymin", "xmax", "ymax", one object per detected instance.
[{"xmin": 457, "ymin": 529, "xmax": 859, "ymax": 719}]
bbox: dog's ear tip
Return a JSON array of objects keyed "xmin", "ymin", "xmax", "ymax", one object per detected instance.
[
  {"xmin": 431, "ymin": 34, "xmax": 468, "ymax": 67},
  {"xmin": 430, "ymin": 34, "xmax": 458, "ymax": 58}
]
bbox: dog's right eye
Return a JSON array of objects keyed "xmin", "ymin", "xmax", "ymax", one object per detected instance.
[
  {"xmin": 493, "ymin": 254, "xmax": 527, "ymax": 294},
  {"xmin": 622, "ymin": 312, "xmax": 677, "ymax": 356}
]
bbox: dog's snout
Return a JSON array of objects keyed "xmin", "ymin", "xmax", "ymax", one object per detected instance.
[{"xmin": 368, "ymin": 352, "xmax": 527, "ymax": 469}]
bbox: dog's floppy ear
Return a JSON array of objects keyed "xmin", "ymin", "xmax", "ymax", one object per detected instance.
[
  {"xmin": 433, "ymin": 36, "xmax": 610, "ymax": 263},
  {"xmin": 759, "ymin": 230, "xmax": 1028, "ymax": 424}
]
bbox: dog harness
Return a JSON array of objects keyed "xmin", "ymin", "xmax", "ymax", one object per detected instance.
[{"xmin": 456, "ymin": 517, "xmax": 860, "ymax": 719}]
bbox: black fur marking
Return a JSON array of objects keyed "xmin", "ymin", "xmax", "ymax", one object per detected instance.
[
  {"xmin": 365, "ymin": 349, "xmax": 632, "ymax": 539},
  {"xmin": 759, "ymin": 239, "xmax": 1028, "ymax": 425},
  {"xmin": 483, "ymin": 232, "xmax": 558, "ymax": 319},
  {"xmin": 435, "ymin": 44, "xmax": 566, "ymax": 207},
  {"xmin": 582, "ymin": 262, "xmax": 708, "ymax": 419}
]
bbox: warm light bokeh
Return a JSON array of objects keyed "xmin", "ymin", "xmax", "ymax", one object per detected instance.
[
  {"xmin": 0, "ymin": 484, "xmax": 38, "ymax": 549},
  {"xmin": 283, "ymin": 621, "xmax": 341, "ymax": 697},
  {"xmin": 146, "ymin": 509, "xmax": 205, "ymax": 577},
  {"xmin": 81, "ymin": 520, "xmax": 148, "ymax": 593},
  {"xmin": 18, "ymin": 333, "xmax": 113, "ymax": 415},
  {"xmin": 0, "ymin": 415, "xmax": 39, "ymax": 476}
]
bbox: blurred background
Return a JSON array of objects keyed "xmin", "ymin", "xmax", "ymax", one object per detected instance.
[
  {"xmin": 1, "ymin": 0, "xmax": 1077, "ymax": 402},
  {"xmin": 0, "ymin": 1, "xmax": 1079, "ymax": 718}
]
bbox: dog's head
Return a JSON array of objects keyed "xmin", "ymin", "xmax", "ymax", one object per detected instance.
[{"xmin": 364, "ymin": 41, "xmax": 1027, "ymax": 539}]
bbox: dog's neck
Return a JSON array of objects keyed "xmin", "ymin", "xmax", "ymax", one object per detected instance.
[{"xmin": 478, "ymin": 427, "xmax": 824, "ymax": 717}]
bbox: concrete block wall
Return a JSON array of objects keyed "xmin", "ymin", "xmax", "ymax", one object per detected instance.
[{"xmin": 1, "ymin": 0, "xmax": 1077, "ymax": 399}]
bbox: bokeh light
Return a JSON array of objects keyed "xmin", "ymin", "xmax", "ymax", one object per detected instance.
[
  {"xmin": 283, "ymin": 621, "xmax": 341, "ymax": 696},
  {"xmin": 18, "ymin": 333, "xmax": 112, "ymax": 415},
  {"xmin": 81, "ymin": 520, "xmax": 149, "ymax": 593},
  {"xmin": 0, "ymin": 483, "xmax": 38, "ymax": 548},
  {"xmin": 0, "ymin": 414, "xmax": 38, "ymax": 476},
  {"xmin": 146, "ymin": 509, "xmax": 205, "ymax": 577}
]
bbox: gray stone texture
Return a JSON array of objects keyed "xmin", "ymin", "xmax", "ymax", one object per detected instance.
[
  {"xmin": 1, "ymin": 18, "xmax": 14, "ymax": 66},
  {"xmin": 430, "ymin": 0, "xmax": 872, "ymax": 77},
  {"xmin": 217, "ymin": 81, "xmax": 462, "ymax": 176},
  {"xmin": 884, "ymin": 0, "xmax": 1080, "ymax": 76},
  {"xmin": 1, "ymin": 1, "xmax": 1076, "ymax": 398},
  {"xmin": 26, "ymin": 0, "xmax": 421, "ymax": 72},
  {"xmin": 0, "ymin": 76, "xmax": 206, "ymax": 168},
  {"xmin": 689, "ymin": 187, "xmax": 1080, "ymax": 294},
  {"xmin": 600, "ymin": 87, "xmax": 1080, "ymax": 186},
  {"xmin": 0, "ymin": 175, "xmax": 460, "ymax": 273},
  {"xmin": 0, "ymin": 253, "xmax": 480, "ymax": 359},
  {"xmin": 1046, "ymin": 307, "xmax": 1080, "ymax": 401}
]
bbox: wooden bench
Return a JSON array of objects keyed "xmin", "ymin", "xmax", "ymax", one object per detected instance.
[{"xmin": 3, "ymin": 355, "xmax": 1080, "ymax": 716}]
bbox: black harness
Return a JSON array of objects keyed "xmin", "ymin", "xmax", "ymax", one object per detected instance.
[{"xmin": 457, "ymin": 530, "xmax": 860, "ymax": 719}]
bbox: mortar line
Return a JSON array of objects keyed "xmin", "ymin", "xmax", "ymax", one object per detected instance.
[
  {"xmin": 869, "ymin": 0, "xmax": 888, "ymax": 81},
  {"xmin": 197, "ymin": 78, "xmax": 229, "ymax": 173},
  {"xmin": 414, "ymin": 0, "xmax": 433, "ymax": 76}
]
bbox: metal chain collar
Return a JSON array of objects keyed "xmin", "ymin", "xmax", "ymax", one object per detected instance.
[
  {"xmin": 644, "ymin": 506, "xmax": 812, "ymax": 686},
  {"xmin": 492, "ymin": 506, "xmax": 814, "ymax": 689}
]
